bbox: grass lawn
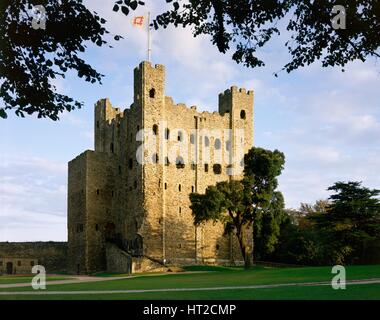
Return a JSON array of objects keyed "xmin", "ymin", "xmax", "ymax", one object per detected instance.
[
  {"xmin": 0, "ymin": 265, "xmax": 379, "ymax": 300},
  {"xmin": 0, "ymin": 275, "xmax": 73, "ymax": 285}
]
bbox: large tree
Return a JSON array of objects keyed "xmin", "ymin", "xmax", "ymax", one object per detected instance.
[
  {"xmin": 116, "ymin": 0, "xmax": 380, "ymax": 72},
  {"xmin": 189, "ymin": 147, "xmax": 285, "ymax": 268},
  {"xmin": 2, "ymin": 1, "xmax": 379, "ymax": 120},
  {"xmin": 0, "ymin": 0, "xmax": 121, "ymax": 120},
  {"xmin": 311, "ymin": 181, "xmax": 380, "ymax": 264}
]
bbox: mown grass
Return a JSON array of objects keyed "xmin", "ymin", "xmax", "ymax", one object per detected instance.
[
  {"xmin": 0, "ymin": 275, "xmax": 73, "ymax": 285},
  {"xmin": 1, "ymin": 283, "xmax": 380, "ymax": 300},
  {"xmin": 0, "ymin": 265, "xmax": 379, "ymax": 300}
]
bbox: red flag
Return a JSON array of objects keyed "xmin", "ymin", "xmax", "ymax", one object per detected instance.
[{"xmin": 132, "ymin": 16, "xmax": 145, "ymax": 27}]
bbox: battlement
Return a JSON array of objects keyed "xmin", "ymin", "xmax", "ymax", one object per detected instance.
[
  {"xmin": 134, "ymin": 60, "xmax": 165, "ymax": 73},
  {"xmin": 219, "ymin": 86, "xmax": 254, "ymax": 98},
  {"xmin": 68, "ymin": 61, "xmax": 254, "ymax": 274}
]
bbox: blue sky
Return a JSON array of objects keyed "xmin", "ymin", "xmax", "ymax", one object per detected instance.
[{"xmin": 1, "ymin": 1, "xmax": 380, "ymax": 241}]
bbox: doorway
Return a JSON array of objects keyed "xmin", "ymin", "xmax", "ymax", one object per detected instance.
[{"xmin": 6, "ymin": 262, "xmax": 13, "ymax": 274}]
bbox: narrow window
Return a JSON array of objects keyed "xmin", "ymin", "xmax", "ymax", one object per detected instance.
[
  {"xmin": 96, "ymin": 121, "xmax": 99, "ymax": 128},
  {"xmin": 204, "ymin": 136, "xmax": 210, "ymax": 147},
  {"xmin": 137, "ymin": 125, "xmax": 140, "ymax": 132},
  {"xmin": 153, "ymin": 124, "xmax": 158, "ymax": 135},
  {"xmin": 176, "ymin": 156, "xmax": 185, "ymax": 169},
  {"xmin": 128, "ymin": 158, "xmax": 133, "ymax": 169},
  {"xmin": 214, "ymin": 138, "xmax": 221, "ymax": 150},
  {"xmin": 178, "ymin": 184, "xmax": 181, "ymax": 192},
  {"xmin": 216, "ymin": 244, "xmax": 220, "ymax": 250},
  {"xmin": 149, "ymin": 88, "xmax": 156, "ymax": 98},
  {"xmin": 18, "ymin": 261, "xmax": 21, "ymax": 266},
  {"xmin": 240, "ymin": 110, "xmax": 246, "ymax": 119},
  {"xmin": 110, "ymin": 143, "xmax": 114, "ymax": 153},
  {"xmin": 95, "ymin": 224, "xmax": 99, "ymax": 231},
  {"xmin": 190, "ymin": 134, "xmax": 195, "ymax": 144},
  {"xmin": 179, "ymin": 207, "xmax": 181, "ymax": 213},
  {"xmin": 177, "ymin": 131, "xmax": 183, "ymax": 141},
  {"xmin": 165, "ymin": 128, "xmax": 170, "ymax": 140},
  {"xmin": 191, "ymin": 186, "xmax": 194, "ymax": 193},
  {"xmin": 96, "ymin": 189, "xmax": 100, "ymax": 195},
  {"xmin": 30, "ymin": 261, "xmax": 34, "ymax": 267},
  {"xmin": 226, "ymin": 140, "xmax": 231, "ymax": 151},
  {"xmin": 205, "ymin": 163, "xmax": 209, "ymax": 172},
  {"xmin": 165, "ymin": 156, "xmax": 170, "ymax": 166},
  {"xmin": 191, "ymin": 163, "xmax": 196, "ymax": 170},
  {"xmin": 134, "ymin": 180, "xmax": 137, "ymax": 189},
  {"xmin": 111, "ymin": 190, "xmax": 114, "ymax": 197},
  {"xmin": 118, "ymin": 165, "xmax": 122, "ymax": 174},
  {"xmin": 164, "ymin": 183, "xmax": 167, "ymax": 190}
]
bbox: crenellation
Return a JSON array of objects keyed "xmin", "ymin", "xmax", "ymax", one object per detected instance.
[{"xmin": 68, "ymin": 61, "xmax": 254, "ymax": 274}]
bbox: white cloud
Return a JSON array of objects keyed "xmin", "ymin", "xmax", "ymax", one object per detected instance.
[{"xmin": 0, "ymin": 155, "xmax": 67, "ymax": 241}]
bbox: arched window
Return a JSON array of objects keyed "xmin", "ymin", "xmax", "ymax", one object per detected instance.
[
  {"xmin": 214, "ymin": 138, "xmax": 221, "ymax": 150},
  {"xmin": 213, "ymin": 164, "xmax": 222, "ymax": 174},
  {"xmin": 149, "ymin": 88, "xmax": 156, "ymax": 98},
  {"xmin": 153, "ymin": 124, "xmax": 158, "ymax": 135},
  {"xmin": 240, "ymin": 110, "xmax": 246, "ymax": 119},
  {"xmin": 190, "ymin": 134, "xmax": 195, "ymax": 144},
  {"xmin": 204, "ymin": 136, "xmax": 210, "ymax": 147}
]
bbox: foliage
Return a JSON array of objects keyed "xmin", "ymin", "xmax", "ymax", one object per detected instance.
[
  {"xmin": 311, "ymin": 181, "xmax": 380, "ymax": 264},
  {"xmin": 189, "ymin": 147, "xmax": 285, "ymax": 268},
  {"xmin": 116, "ymin": 0, "xmax": 380, "ymax": 72},
  {"xmin": 0, "ymin": 0, "xmax": 121, "ymax": 120},
  {"xmin": 267, "ymin": 182, "xmax": 380, "ymax": 266}
]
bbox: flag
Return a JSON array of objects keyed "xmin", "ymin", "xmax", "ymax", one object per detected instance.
[{"xmin": 132, "ymin": 16, "xmax": 145, "ymax": 27}]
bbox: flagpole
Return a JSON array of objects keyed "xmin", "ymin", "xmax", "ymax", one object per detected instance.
[{"xmin": 147, "ymin": 11, "xmax": 151, "ymax": 62}]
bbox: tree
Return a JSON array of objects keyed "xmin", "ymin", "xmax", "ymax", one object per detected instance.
[
  {"xmin": 252, "ymin": 191, "xmax": 285, "ymax": 260},
  {"xmin": 190, "ymin": 179, "xmax": 254, "ymax": 269},
  {"xmin": 3, "ymin": 1, "xmax": 379, "ymax": 120},
  {"xmin": 0, "ymin": 0, "xmax": 122, "ymax": 120},
  {"xmin": 114, "ymin": 0, "xmax": 380, "ymax": 73},
  {"xmin": 189, "ymin": 147, "xmax": 285, "ymax": 269},
  {"xmin": 311, "ymin": 181, "xmax": 380, "ymax": 264}
]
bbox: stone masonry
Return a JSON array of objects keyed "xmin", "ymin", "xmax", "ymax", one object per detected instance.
[{"xmin": 67, "ymin": 61, "xmax": 254, "ymax": 274}]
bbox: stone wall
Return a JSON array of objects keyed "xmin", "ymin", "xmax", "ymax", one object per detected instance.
[
  {"xmin": 67, "ymin": 61, "xmax": 254, "ymax": 273},
  {"xmin": 0, "ymin": 242, "xmax": 67, "ymax": 273},
  {"xmin": 105, "ymin": 243, "xmax": 132, "ymax": 273}
]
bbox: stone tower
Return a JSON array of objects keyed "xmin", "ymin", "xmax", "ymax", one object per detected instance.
[{"xmin": 67, "ymin": 61, "xmax": 254, "ymax": 274}]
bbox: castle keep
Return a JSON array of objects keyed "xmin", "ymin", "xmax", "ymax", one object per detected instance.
[{"xmin": 68, "ymin": 61, "xmax": 254, "ymax": 274}]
